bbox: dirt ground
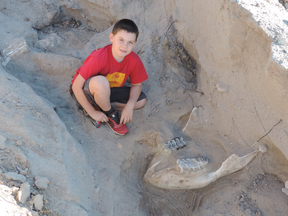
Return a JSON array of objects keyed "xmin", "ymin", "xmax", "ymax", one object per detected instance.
[{"xmin": 1, "ymin": 0, "xmax": 288, "ymax": 215}]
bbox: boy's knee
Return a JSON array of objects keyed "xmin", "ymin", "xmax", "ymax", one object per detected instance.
[
  {"xmin": 136, "ymin": 98, "xmax": 147, "ymax": 109},
  {"xmin": 89, "ymin": 76, "xmax": 110, "ymax": 93}
]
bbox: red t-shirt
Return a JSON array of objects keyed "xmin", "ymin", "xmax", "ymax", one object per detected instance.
[{"xmin": 71, "ymin": 44, "xmax": 148, "ymax": 87}]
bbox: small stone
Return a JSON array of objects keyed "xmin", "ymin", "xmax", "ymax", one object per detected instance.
[
  {"xmin": 31, "ymin": 211, "xmax": 39, "ymax": 216},
  {"xmin": 94, "ymin": 186, "xmax": 100, "ymax": 193},
  {"xmin": 17, "ymin": 167, "xmax": 28, "ymax": 175},
  {"xmin": 285, "ymin": 180, "xmax": 288, "ymax": 189},
  {"xmin": 11, "ymin": 186, "xmax": 19, "ymax": 196},
  {"xmin": 16, "ymin": 140, "xmax": 23, "ymax": 146},
  {"xmin": 276, "ymin": 37, "xmax": 288, "ymax": 46},
  {"xmin": 282, "ymin": 188, "xmax": 288, "ymax": 195},
  {"xmin": 17, "ymin": 182, "xmax": 30, "ymax": 203},
  {"xmin": 216, "ymin": 82, "xmax": 229, "ymax": 93},
  {"xmin": 33, "ymin": 194, "xmax": 43, "ymax": 211},
  {"xmin": 0, "ymin": 135, "xmax": 7, "ymax": 150},
  {"xmin": 35, "ymin": 176, "xmax": 50, "ymax": 190},
  {"xmin": 259, "ymin": 144, "xmax": 267, "ymax": 153},
  {"xmin": 3, "ymin": 172, "xmax": 26, "ymax": 182}
]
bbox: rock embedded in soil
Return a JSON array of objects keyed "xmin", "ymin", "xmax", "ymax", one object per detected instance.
[
  {"xmin": 0, "ymin": 135, "xmax": 6, "ymax": 150},
  {"xmin": 15, "ymin": 140, "xmax": 23, "ymax": 146},
  {"xmin": 216, "ymin": 82, "xmax": 229, "ymax": 93},
  {"xmin": 1, "ymin": 37, "xmax": 29, "ymax": 59},
  {"xmin": 31, "ymin": 210, "xmax": 39, "ymax": 216},
  {"xmin": 258, "ymin": 144, "xmax": 268, "ymax": 153},
  {"xmin": 285, "ymin": 180, "xmax": 288, "ymax": 189},
  {"xmin": 282, "ymin": 187, "xmax": 288, "ymax": 195},
  {"xmin": 2, "ymin": 172, "xmax": 26, "ymax": 182},
  {"xmin": 35, "ymin": 176, "xmax": 50, "ymax": 190},
  {"xmin": 35, "ymin": 33, "xmax": 62, "ymax": 51},
  {"xmin": 17, "ymin": 182, "xmax": 30, "ymax": 203}
]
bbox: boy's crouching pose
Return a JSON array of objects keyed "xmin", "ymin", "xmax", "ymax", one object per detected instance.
[{"xmin": 69, "ymin": 19, "xmax": 148, "ymax": 135}]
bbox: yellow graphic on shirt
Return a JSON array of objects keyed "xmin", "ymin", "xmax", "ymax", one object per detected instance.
[{"xmin": 106, "ymin": 72, "xmax": 126, "ymax": 87}]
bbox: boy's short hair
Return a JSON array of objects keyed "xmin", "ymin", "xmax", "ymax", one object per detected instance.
[{"xmin": 112, "ymin": 19, "xmax": 139, "ymax": 41}]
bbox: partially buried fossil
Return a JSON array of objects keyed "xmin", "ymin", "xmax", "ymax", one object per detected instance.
[{"xmin": 144, "ymin": 137, "xmax": 267, "ymax": 190}]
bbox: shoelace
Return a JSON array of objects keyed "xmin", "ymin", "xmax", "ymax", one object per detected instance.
[{"xmin": 108, "ymin": 111, "xmax": 120, "ymax": 125}]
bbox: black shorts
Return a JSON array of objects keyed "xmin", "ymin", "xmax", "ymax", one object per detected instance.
[{"xmin": 69, "ymin": 77, "xmax": 147, "ymax": 110}]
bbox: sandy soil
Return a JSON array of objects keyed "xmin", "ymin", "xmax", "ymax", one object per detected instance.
[{"xmin": 0, "ymin": 0, "xmax": 288, "ymax": 215}]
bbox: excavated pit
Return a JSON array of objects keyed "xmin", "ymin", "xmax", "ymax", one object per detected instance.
[{"xmin": 1, "ymin": 0, "xmax": 288, "ymax": 215}]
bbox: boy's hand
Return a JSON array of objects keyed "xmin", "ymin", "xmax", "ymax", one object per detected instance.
[
  {"xmin": 90, "ymin": 110, "xmax": 108, "ymax": 122},
  {"xmin": 120, "ymin": 103, "xmax": 134, "ymax": 124}
]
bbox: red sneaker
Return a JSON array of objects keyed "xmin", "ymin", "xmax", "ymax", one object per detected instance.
[{"xmin": 106, "ymin": 111, "xmax": 129, "ymax": 135}]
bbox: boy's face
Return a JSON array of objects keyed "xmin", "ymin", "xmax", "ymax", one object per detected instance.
[{"xmin": 110, "ymin": 30, "xmax": 137, "ymax": 62}]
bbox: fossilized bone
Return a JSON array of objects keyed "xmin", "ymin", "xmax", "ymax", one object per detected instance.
[{"xmin": 144, "ymin": 137, "xmax": 267, "ymax": 190}]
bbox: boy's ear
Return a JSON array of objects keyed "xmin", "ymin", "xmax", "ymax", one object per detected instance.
[{"xmin": 109, "ymin": 33, "xmax": 114, "ymax": 43}]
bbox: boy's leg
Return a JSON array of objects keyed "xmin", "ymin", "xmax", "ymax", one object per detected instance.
[
  {"xmin": 88, "ymin": 76, "xmax": 129, "ymax": 135},
  {"xmin": 88, "ymin": 76, "xmax": 112, "ymax": 111},
  {"xmin": 69, "ymin": 80, "xmax": 102, "ymax": 128}
]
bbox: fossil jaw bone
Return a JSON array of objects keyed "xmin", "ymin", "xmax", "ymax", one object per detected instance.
[{"xmin": 144, "ymin": 147, "xmax": 265, "ymax": 190}]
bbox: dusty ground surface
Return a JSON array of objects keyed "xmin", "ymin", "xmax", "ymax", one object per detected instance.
[{"xmin": 1, "ymin": 0, "xmax": 288, "ymax": 215}]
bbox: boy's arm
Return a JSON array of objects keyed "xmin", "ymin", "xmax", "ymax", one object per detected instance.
[
  {"xmin": 120, "ymin": 83, "xmax": 142, "ymax": 124},
  {"xmin": 72, "ymin": 75, "xmax": 108, "ymax": 122}
]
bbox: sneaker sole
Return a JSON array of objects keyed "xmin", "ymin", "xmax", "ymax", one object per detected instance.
[{"xmin": 106, "ymin": 123, "xmax": 128, "ymax": 135}]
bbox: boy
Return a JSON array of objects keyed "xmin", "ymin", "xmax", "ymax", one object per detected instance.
[{"xmin": 69, "ymin": 19, "xmax": 148, "ymax": 135}]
